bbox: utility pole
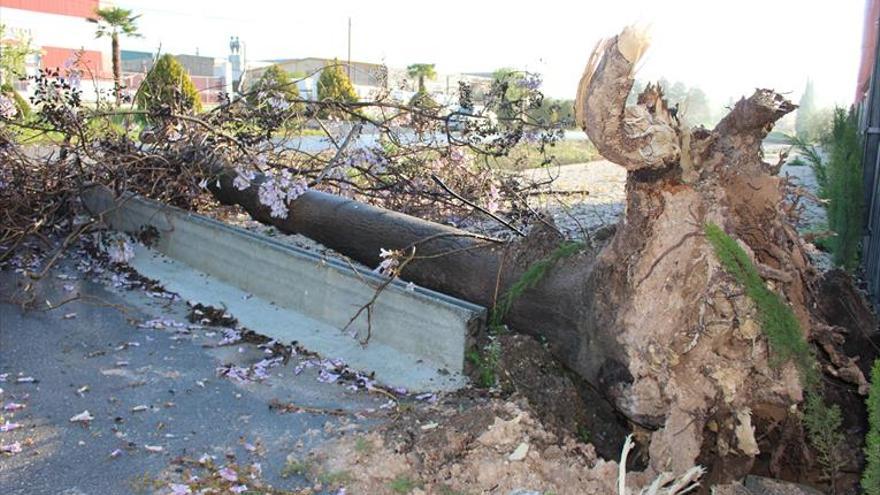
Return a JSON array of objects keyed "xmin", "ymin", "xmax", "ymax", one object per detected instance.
[{"xmin": 347, "ymin": 17, "xmax": 352, "ymax": 79}]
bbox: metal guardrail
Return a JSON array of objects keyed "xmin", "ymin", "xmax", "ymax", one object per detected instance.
[{"xmin": 82, "ymin": 186, "xmax": 486, "ymax": 391}]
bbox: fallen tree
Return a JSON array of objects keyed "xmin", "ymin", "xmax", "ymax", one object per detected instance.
[
  {"xmin": 3, "ymin": 26, "xmax": 876, "ymax": 491},
  {"xmin": 205, "ymin": 27, "xmax": 878, "ymax": 488}
]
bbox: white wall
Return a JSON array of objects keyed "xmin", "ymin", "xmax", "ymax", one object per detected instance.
[{"xmin": 0, "ymin": 6, "xmax": 107, "ymax": 54}]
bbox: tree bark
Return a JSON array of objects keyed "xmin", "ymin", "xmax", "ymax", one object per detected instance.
[{"xmin": 112, "ymin": 32, "xmax": 121, "ymax": 106}]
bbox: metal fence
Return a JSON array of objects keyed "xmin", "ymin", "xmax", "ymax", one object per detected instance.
[{"xmin": 860, "ymin": 22, "xmax": 880, "ymax": 313}]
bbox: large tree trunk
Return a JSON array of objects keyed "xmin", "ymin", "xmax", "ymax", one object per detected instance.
[
  {"xmin": 112, "ymin": 33, "xmax": 121, "ymax": 106},
  {"xmin": 205, "ymin": 27, "xmax": 875, "ymax": 486}
]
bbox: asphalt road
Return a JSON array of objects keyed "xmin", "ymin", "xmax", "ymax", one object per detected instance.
[{"xmin": 0, "ymin": 262, "xmax": 386, "ymax": 494}]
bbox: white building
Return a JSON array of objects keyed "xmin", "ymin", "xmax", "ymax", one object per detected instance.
[{"xmin": 0, "ymin": 0, "xmax": 117, "ymax": 100}]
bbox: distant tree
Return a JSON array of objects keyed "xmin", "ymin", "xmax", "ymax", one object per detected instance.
[
  {"xmin": 89, "ymin": 7, "xmax": 141, "ymax": 105},
  {"xmin": 317, "ymin": 60, "xmax": 358, "ymax": 118},
  {"xmin": 0, "ymin": 24, "xmax": 38, "ymax": 87},
  {"xmin": 492, "ymin": 67, "xmax": 527, "ymax": 101},
  {"xmin": 532, "ymin": 98, "xmax": 574, "ymax": 127},
  {"xmin": 657, "ymin": 77, "xmax": 687, "ymax": 104},
  {"xmin": 406, "ymin": 63, "xmax": 436, "ymax": 93},
  {"xmin": 795, "ymin": 79, "xmax": 818, "ymax": 141},
  {"xmin": 404, "ymin": 64, "xmax": 436, "ymax": 109},
  {"xmin": 667, "ymin": 81, "xmax": 688, "ymax": 104},
  {"xmin": 248, "ymin": 64, "xmax": 300, "ymax": 107},
  {"xmin": 683, "ymin": 87, "xmax": 712, "ymax": 127},
  {"xmin": 136, "ymin": 54, "xmax": 202, "ymax": 115}
]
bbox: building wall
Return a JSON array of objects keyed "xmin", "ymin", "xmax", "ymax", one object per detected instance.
[
  {"xmin": 41, "ymin": 46, "xmax": 103, "ymax": 75},
  {"xmin": 0, "ymin": 0, "xmax": 98, "ymax": 18},
  {"xmin": 857, "ymin": 0, "xmax": 880, "ymax": 312},
  {"xmin": 0, "ymin": 1, "xmax": 110, "ymax": 79}
]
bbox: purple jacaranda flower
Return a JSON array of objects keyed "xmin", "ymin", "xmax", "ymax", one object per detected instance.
[
  {"xmin": 218, "ymin": 466, "xmax": 238, "ymax": 482},
  {"xmin": 168, "ymin": 483, "xmax": 191, "ymax": 495}
]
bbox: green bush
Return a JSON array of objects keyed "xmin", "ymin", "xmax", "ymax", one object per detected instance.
[
  {"xmin": 864, "ymin": 359, "xmax": 880, "ymax": 495},
  {"xmin": 788, "ymin": 107, "xmax": 864, "ymax": 271},
  {"xmin": 786, "ymin": 133, "xmax": 828, "ymax": 197},
  {"xmin": 316, "ymin": 60, "xmax": 358, "ymax": 118},
  {"xmin": 247, "ymin": 64, "xmax": 299, "ymax": 108},
  {"xmin": 825, "ymin": 107, "xmax": 863, "ymax": 271},
  {"xmin": 135, "ymin": 54, "xmax": 202, "ymax": 115},
  {"xmin": 804, "ymin": 392, "xmax": 846, "ymax": 486},
  {"xmin": 408, "ymin": 89, "xmax": 437, "ymax": 109},
  {"xmin": 1, "ymin": 83, "xmax": 30, "ymax": 119}
]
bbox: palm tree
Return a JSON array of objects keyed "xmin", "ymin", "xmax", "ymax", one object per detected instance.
[
  {"xmin": 406, "ymin": 64, "xmax": 436, "ymax": 93},
  {"xmin": 89, "ymin": 7, "xmax": 141, "ymax": 105}
]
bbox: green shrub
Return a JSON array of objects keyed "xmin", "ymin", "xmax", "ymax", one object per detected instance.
[
  {"xmin": 786, "ymin": 133, "xmax": 828, "ymax": 197},
  {"xmin": 864, "ymin": 359, "xmax": 880, "ymax": 495},
  {"xmin": 1, "ymin": 83, "xmax": 30, "ymax": 119},
  {"xmin": 787, "ymin": 107, "xmax": 864, "ymax": 271},
  {"xmin": 316, "ymin": 60, "xmax": 358, "ymax": 118},
  {"xmin": 135, "ymin": 54, "xmax": 202, "ymax": 115},
  {"xmin": 804, "ymin": 392, "xmax": 846, "ymax": 486},
  {"xmin": 824, "ymin": 107, "xmax": 863, "ymax": 271},
  {"xmin": 408, "ymin": 89, "xmax": 437, "ymax": 109},
  {"xmin": 247, "ymin": 64, "xmax": 299, "ymax": 108}
]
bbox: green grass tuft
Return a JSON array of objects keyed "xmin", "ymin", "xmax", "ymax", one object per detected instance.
[
  {"xmin": 467, "ymin": 339, "xmax": 501, "ymax": 388},
  {"xmin": 280, "ymin": 459, "xmax": 311, "ymax": 478},
  {"xmin": 317, "ymin": 470, "xmax": 351, "ymax": 487},
  {"xmin": 388, "ymin": 475, "xmax": 422, "ymax": 494},
  {"xmin": 491, "ymin": 241, "xmax": 584, "ymax": 329},
  {"xmin": 354, "ymin": 436, "xmax": 374, "ymax": 455}
]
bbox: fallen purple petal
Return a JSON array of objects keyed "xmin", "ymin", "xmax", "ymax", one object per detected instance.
[
  {"xmin": 1, "ymin": 442, "xmax": 22, "ymax": 454},
  {"xmin": 168, "ymin": 483, "xmax": 192, "ymax": 495},
  {"xmin": 218, "ymin": 466, "xmax": 237, "ymax": 482},
  {"xmin": 0, "ymin": 422, "xmax": 21, "ymax": 432}
]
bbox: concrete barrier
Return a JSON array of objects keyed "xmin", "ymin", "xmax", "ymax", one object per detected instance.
[{"xmin": 82, "ymin": 187, "xmax": 486, "ymax": 391}]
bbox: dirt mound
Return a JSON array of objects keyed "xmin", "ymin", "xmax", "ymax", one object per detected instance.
[{"xmin": 309, "ymin": 400, "xmax": 622, "ymax": 494}]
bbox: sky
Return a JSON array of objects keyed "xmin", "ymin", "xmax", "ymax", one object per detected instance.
[{"xmin": 114, "ymin": 0, "xmax": 868, "ymax": 107}]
